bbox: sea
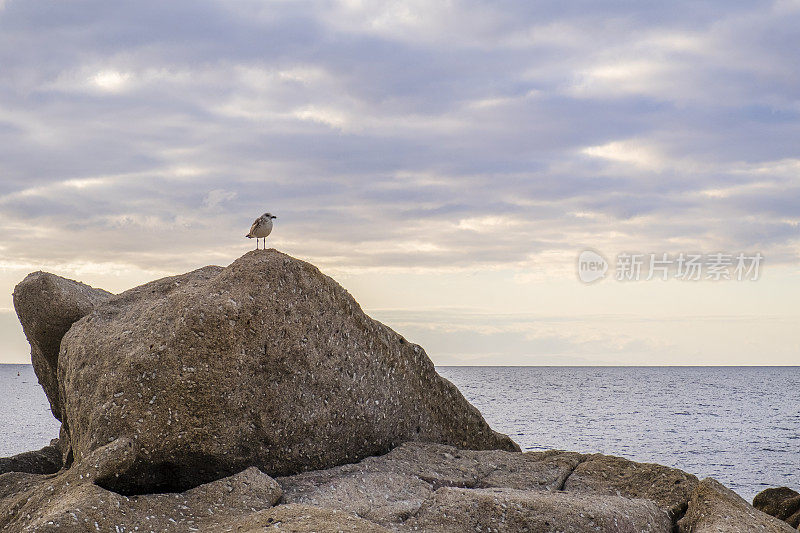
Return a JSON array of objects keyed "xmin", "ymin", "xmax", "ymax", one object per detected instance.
[{"xmin": 1, "ymin": 364, "xmax": 797, "ymax": 502}]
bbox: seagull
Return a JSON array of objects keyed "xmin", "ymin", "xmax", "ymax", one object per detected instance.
[{"xmin": 246, "ymin": 212, "xmax": 277, "ymax": 250}]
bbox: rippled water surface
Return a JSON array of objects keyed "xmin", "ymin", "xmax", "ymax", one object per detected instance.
[
  {"xmin": 1, "ymin": 364, "xmax": 797, "ymax": 501},
  {"xmin": 438, "ymin": 366, "xmax": 799, "ymax": 501},
  {"xmin": 0, "ymin": 364, "xmax": 60, "ymax": 457}
]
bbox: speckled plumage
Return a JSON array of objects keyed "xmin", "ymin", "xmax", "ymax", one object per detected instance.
[{"xmin": 246, "ymin": 212, "xmax": 276, "ymax": 249}]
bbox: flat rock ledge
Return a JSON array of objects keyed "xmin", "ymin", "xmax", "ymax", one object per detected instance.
[{"xmin": 1, "ymin": 440, "xmax": 792, "ymax": 532}]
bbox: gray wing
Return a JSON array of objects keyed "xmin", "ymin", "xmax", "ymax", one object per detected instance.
[{"xmin": 247, "ymin": 219, "xmax": 260, "ymax": 237}]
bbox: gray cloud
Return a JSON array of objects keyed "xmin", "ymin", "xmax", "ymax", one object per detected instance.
[{"xmin": 0, "ymin": 0, "xmax": 798, "ymax": 279}]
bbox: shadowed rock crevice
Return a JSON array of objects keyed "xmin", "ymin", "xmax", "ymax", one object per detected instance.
[
  {"xmin": 670, "ymin": 500, "xmax": 690, "ymax": 533},
  {"xmin": 95, "ymin": 452, "xmax": 241, "ymax": 496},
  {"xmin": 556, "ymin": 454, "xmax": 587, "ymax": 491}
]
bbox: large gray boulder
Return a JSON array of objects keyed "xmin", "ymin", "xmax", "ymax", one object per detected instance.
[
  {"xmin": 56, "ymin": 250, "xmax": 518, "ymax": 494},
  {"xmin": 12, "ymin": 272, "xmax": 112, "ymax": 420}
]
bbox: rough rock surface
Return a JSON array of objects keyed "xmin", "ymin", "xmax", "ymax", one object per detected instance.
[
  {"xmin": 56, "ymin": 250, "xmax": 517, "ymax": 494},
  {"xmin": 405, "ymin": 487, "xmax": 672, "ymax": 532},
  {"xmin": 279, "ymin": 442, "xmax": 676, "ymax": 531},
  {"xmin": 0, "ymin": 439, "xmax": 62, "ymax": 476},
  {"xmin": 278, "ymin": 442, "xmax": 584, "ymax": 525},
  {"xmin": 1, "ymin": 434, "xmax": 788, "ymax": 532},
  {"xmin": 0, "ymin": 438, "xmax": 283, "ymax": 532},
  {"xmin": 209, "ymin": 504, "xmax": 391, "ymax": 532},
  {"xmin": 754, "ymin": 487, "xmax": 800, "ymax": 529},
  {"xmin": 12, "ymin": 272, "xmax": 112, "ymax": 420},
  {"xmin": 564, "ymin": 452, "xmax": 699, "ymax": 520},
  {"xmin": 0, "ymin": 441, "xmax": 679, "ymax": 533},
  {"xmin": 678, "ymin": 478, "xmax": 796, "ymax": 532}
]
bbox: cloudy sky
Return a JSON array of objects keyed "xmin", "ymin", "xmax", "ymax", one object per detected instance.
[{"xmin": 1, "ymin": 0, "xmax": 799, "ymax": 365}]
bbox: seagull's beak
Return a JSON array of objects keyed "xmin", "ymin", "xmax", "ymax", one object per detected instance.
[{"xmin": 271, "ymin": 215, "xmax": 277, "ymax": 219}]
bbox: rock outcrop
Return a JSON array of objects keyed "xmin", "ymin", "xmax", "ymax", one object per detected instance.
[
  {"xmin": 754, "ymin": 487, "xmax": 800, "ymax": 529},
  {"xmin": 278, "ymin": 442, "xmax": 587, "ymax": 525},
  {"xmin": 678, "ymin": 478, "xmax": 796, "ymax": 532},
  {"xmin": 13, "ymin": 272, "xmax": 112, "ymax": 420},
  {"xmin": 0, "ymin": 438, "xmax": 283, "ymax": 532},
  {"xmin": 5, "ymin": 250, "xmax": 792, "ymax": 532},
  {"xmin": 405, "ymin": 487, "xmax": 671, "ymax": 532},
  {"xmin": 5, "ymin": 441, "xmax": 787, "ymax": 533},
  {"xmin": 277, "ymin": 441, "xmax": 684, "ymax": 531},
  {"xmin": 563, "ymin": 452, "xmax": 698, "ymax": 520},
  {"xmin": 55, "ymin": 250, "xmax": 517, "ymax": 494}
]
